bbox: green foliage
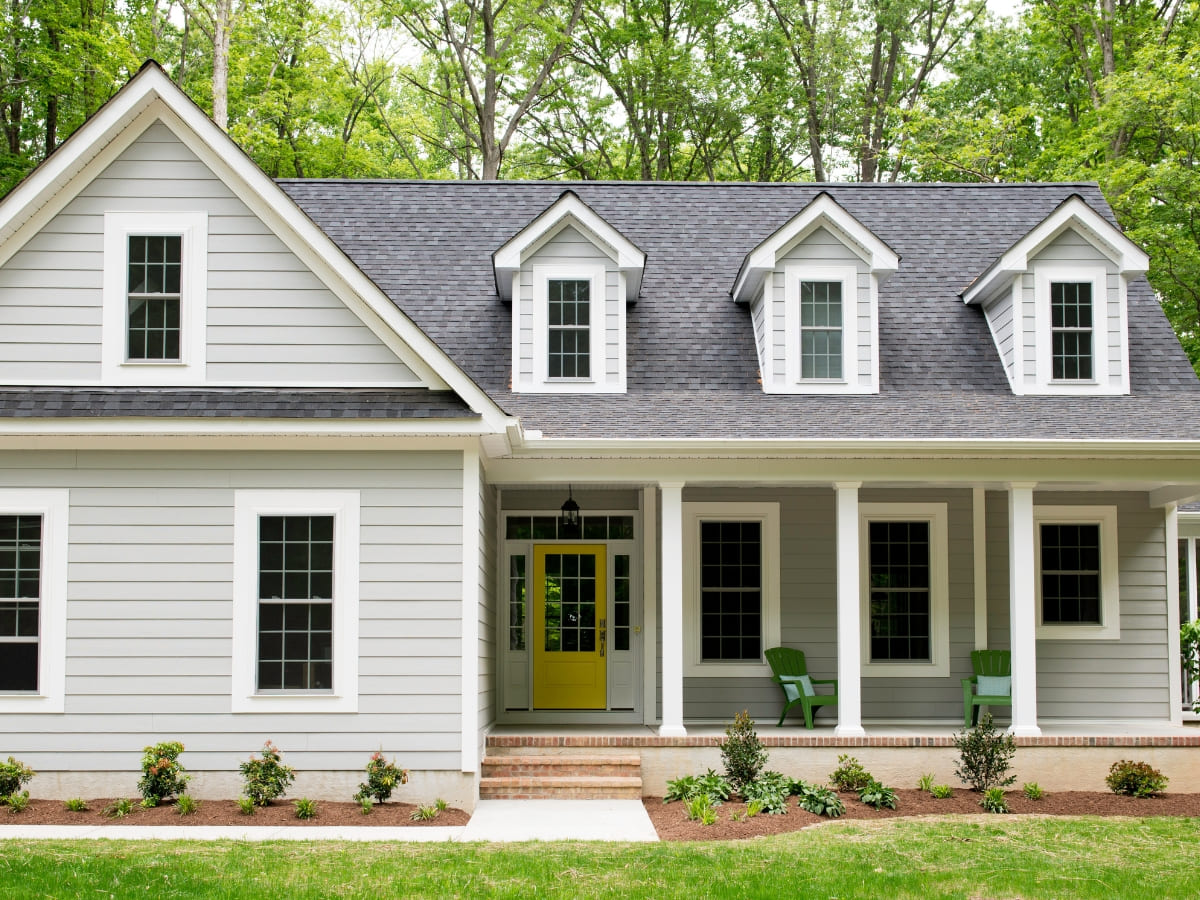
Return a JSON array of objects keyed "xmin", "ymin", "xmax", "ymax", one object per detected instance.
[
  {"xmin": 359, "ymin": 796, "xmax": 374, "ymax": 815},
  {"xmin": 5, "ymin": 790, "xmax": 30, "ymax": 813},
  {"xmin": 0, "ymin": 757, "xmax": 35, "ymax": 797},
  {"xmin": 829, "ymin": 755, "xmax": 873, "ymax": 792},
  {"xmin": 981, "ymin": 787, "xmax": 1009, "ymax": 813},
  {"xmin": 63, "ymin": 798, "xmax": 88, "ymax": 812},
  {"xmin": 916, "ymin": 773, "xmax": 935, "ymax": 792},
  {"xmin": 292, "ymin": 797, "xmax": 318, "ymax": 820},
  {"xmin": 744, "ymin": 798, "xmax": 765, "ymax": 818},
  {"xmin": 1022, "ymin": 782, "xmax": 1045, "ymax": 801},
  {"xmin": 435, "ymin": 798, "xmax": 448, "ymax": 812},
  {"xmin": 719, "ymin": 711, "xmax": 768, "ymax": 793},
  {"xmin": 103, "ymin": 798, "xmax": 135, "ymax": 819},
  {"xmin": 930, "ymin": 784, "xmax": 954, "ymax": 799},
  {"xmin": 410, "ymin": 804, "xmax": 439, "ymax": 821},
  {"xmin": 354, "ymin": 752, "xmax": 408, "ymax": 804},
  {"xmin": 1105, "ymin": 760, "xmax": 1168, "ymax": 798},
  {"xmin": 175, "ymin": 794, "xmax": 199, "ymax": 817},
  {"xmin": 740, "ymin": 771, "xmax": 791, "ymax": 815},
  {"xmin": 137, "ymin": 741, "xmax": 189, "ymax": 807},
  {"xmin": 858, "ymin": 780, "xmax": 898, "ymax": 810},
  {"xmin": 1182, "ymin": 622, "xmax": 1200, "ymax": 712},
  {"xmin": 236, "ymin": 796, "xmax": 256, "ymax": 816},
  {"xmin": 794, "ymin": 781, "xmax": 846, "ymax": 818},
  {"xmin": 663, "ymin": 770, "xmax": 732, "ymax": 805},
  {"xmin": 239, "ymin": 741, "xmax": 296, "ymax": 807},
  {"xmin": 684, "ymin": 794, "xmax": 717, "ymax": 825},
  {"xmin": 953, "ymin": 713, "xmax": 1016, "ymax": 792}
]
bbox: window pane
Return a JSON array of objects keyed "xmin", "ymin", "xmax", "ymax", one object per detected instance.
[
  {"xmin": 1040, "ymin": 523, "xmax": 1102, "ymax": 624},
  {"xmin": 548, "ymin": 279, "xmax": 590, "ymax": 379},
  {"xmin": 509, "ymin": 555, "xmax": 526, "ymax": 651},
  {"xmin": 867, "ymin": 520, "xmax": 932, "ymax": 661},
  {"xmin": 799, "ymin": 280, "xmax": 843, "ymax": 379},
  {"xmin": 699, "ymin": 522, "xmax": 763, "ymax": 661},
  {"xmin": 1050, "ymin": 282, "xmax": 1093, "ymax": 381},
  {"xmin": 0, "ymin": 641, "xmax": 38, "ymax": 691}
]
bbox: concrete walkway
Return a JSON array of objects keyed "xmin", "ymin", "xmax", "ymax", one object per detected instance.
[{"xmin": 0, "ymin": 799, "xmax": 658, "ymax": 843}]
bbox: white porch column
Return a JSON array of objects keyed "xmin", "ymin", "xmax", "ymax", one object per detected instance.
[
  {"xmin": 659, "ymin": 482, "xmax": 687, "ymax": 737},
  {"xmin": 835, "ymin": 482, "xmax": 865, "ymax": 737},
  {"xmin": 1165, "ymin": 505, "xmax": 1183, "ymax": 726},
  {"xmin": 973, "ymin": 487, "xmax": 988, "ymax": 651},
  {"xmin": 1007, "ymin": 483, "xmax": 1041, "ymax": 737}
]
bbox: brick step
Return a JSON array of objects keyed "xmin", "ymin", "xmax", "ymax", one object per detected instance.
[
  {"xmin": 481, "ymin": 754, "xmax": 641, "ymax": 778},
  {"xmin": 479, "ymin": 775, "xmax": 643, "ymax": 800}
]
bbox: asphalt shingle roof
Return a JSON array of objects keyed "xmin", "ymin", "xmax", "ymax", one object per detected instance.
[{"xmin": 276, "ymin": 180, "xmax": 1200, "ymax": 440}]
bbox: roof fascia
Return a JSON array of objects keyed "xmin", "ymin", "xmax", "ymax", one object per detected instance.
[
  {"xmin": 963, "ymin": 196, "xmax": 1150, "ymax": 306},
  {"xmin": 493, "ymin": 191, "xmax": 646, "ymax": 301},
  {"xmin": 0, "ymin": 416, "xmax": 492, "ymax": 438},
  {"xmin": 732, "ymin": 193, "xmax": 900, "ymax": 303}
]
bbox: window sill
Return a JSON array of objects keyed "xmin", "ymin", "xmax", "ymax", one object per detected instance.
[
  {"xmin": 0, "ymin": 694, "xmax": 65, "ymax": 713},
  {"xmin": 861, "ymin": 660, "xmax": 950, "ymax": 678},
  {"xmin": 685, "ymin": 661, "xmax": 772, "ymax": 678},
  {"xmin": 1035, "ymin": 623, "xmax": 1120, "ymax": 641}
]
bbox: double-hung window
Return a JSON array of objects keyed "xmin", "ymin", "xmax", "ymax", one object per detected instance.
[
  {"xmin": 784, "ymin": 265, "xmax": 858, "ymax": 388},
  {"xmin": 126, "ymin": 235, "xmax": 182, "ymax": 361},
  {"xmin": 0, "ymin": 515, "xmax": 43, "ymax": 692},
  {"xmin": 1034, "ymin": 505, "xmax": 1119, "ymax": 639},
  {"xmin": 1050, "ymin": 282, "xmax": 1093, "ymax": 381},
  {"xmin": 799, "ymin": 281, "xmax": 843, "ymax": 380},
  {"xmin": 548, "ymin": 279, "xmax": 591, "ymax": 379}
]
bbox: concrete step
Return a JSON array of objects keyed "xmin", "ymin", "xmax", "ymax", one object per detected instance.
[
  {"xmin": 481, "ymin": 754, "xmax": 641, "ymax": 779},
  {"xmin": 479, "ymin": 776, "xmax": 643, "ymax": 800}
]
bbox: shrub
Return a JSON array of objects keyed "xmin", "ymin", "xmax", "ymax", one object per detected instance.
[
  {"xmin": 719, "ymin": 711, "xmax": 768, "ymax": 793},
  {"xmin": 829, "ymin": 755, "xmax": 872, "ymax": 792},
  {"xmin": 64, "ymin": 798, "xmax": 88, "ymax": 812},
  {"xmin": 137, "ymin": 741, "xmax": 189, "ymax": 807},
  {"xmin": 916, "ymin": 773, "xmax": 935, "ymax": 792},
  {"xmin": 664, "ymin": 770, "xmax": 731, "ymax": 805},
  {"xmin": 1105, "ymin": 760, "xmax": 1168, "ymax": 797},
  {"xmin": 795, "ymin": 781, "xmax": 845, "ymax": 818},
  {"xmin": 240, "ymin": 741, "xmax": 295, "ymax": 807},
  {"xmin": 0, "ymin": 757, "xmax": 35, "ymax": 797},
  {"xmin": 411, "ymin": 804, "xmax": 439, "ymax": 821},
  {"xmin": 175, "ymin": 794, "xmax": 199, "ymax": 817},
  {"xmin": 858, "ymin": 780, "xmax": 898, "ymax": 810},
  {"xmin": 5, "ymin": 791, "xmax": 30, "ymax": 813},
  {"xmin": 354, "ymin": 752, "xmax": 409, "ymax": 804},
  {"xmin": 930, "ymin": 784, "xmax": 954, "ymax": 799},
  {"xmin": 740, "ymin": 771, "xmax": 792, "ymax": 815},
  {"xmin": 236, "ymin": 797, "xmax": 256, "ymax": 816},
  {"xmin": 293, "ymin": 797, "xmax": 318, "ymax": 820},
  {"xmin": 103, "ymin": 798, "xmax": 135, "ymax": 819},
  {"xmin": 1022, "ymin": 782, "xmax": 1045, "ymax": 801},
  {"xmin": 953, "ymin": 713, "xmax": 1016, "ymax": 792},
  {"xmin": 981, "ymin": 787, "xmax": 1009, "ymax": 813}
]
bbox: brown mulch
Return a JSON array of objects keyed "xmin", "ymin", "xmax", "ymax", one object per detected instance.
[
  {"xmin": 646, "ymin": 790, "xmax": 1200, "ymax": 842},
  {"xmin": 2, "ymin": 798, "xmax": 469, "ymax": 828}
]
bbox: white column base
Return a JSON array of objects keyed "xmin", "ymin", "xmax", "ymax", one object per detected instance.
[
  {"xmin": 1009, "ymin": 724, "xmax": 1042, "ymax": 738},
  {"xmin": 657, "ymin": 724, "xmax": 688, "ymax": 738},
  {"xmin": 834, "ymin": 724, "xmax": 867, "ymax": 738}
]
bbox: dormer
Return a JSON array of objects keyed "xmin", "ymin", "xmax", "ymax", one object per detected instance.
[
  {"xmin": 963, "ymin": 195, "xmax": 1149, "ymax": 396},
  {"xmin": 495, "ymin": 191, "xmax": 644, "ymax": 394},
  {"xmin": 732, "ymin": 193, "xmax": 898, "ymax": 394}
]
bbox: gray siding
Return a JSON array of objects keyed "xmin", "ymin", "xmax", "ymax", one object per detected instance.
[
  {"xmin": 478, "ymin": 472, "xmax": 498, "ymax": 732},
  {"xmin": 984, "ymin": 293, "xmax": 1016, "ymax": 384},
  {"xmin": 4, "ymin": 448, "xmax": 466, "ymax": 772},
  {"xmin": 0, "ymin": 121, "xmax": 419, "ymax": 385}
]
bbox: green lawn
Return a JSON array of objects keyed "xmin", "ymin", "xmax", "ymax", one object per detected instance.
[{"xmin": 1, "ymin": 817, "xmax": 1197, "ymax": 899}]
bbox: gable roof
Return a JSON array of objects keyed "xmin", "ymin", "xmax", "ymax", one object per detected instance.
[{"xmin": 280, "ymin": 179, "xmax": 1200, "ymax": 441}]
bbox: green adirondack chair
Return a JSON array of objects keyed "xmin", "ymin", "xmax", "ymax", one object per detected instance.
[
  {"xmin": 765, "ymin": 646, "xmax": 838, "ymax": 728},
  {"xmin": 962, "ymin": 649, "xmax": 1012, "ymax": 726}
]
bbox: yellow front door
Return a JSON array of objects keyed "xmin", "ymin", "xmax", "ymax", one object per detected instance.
[{"xmin": 532, "ymin": 545, "xmax": 607, "ymax": 709}]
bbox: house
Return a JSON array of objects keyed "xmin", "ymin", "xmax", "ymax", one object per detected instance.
[{"xmin": 2, "ymin": 63, "xmax": 1199, "ymax": 807}]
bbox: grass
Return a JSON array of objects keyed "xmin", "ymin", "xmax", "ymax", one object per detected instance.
[{"xmin": 0, "ymin": 817, "xmax": 1197, "ymax": 898}]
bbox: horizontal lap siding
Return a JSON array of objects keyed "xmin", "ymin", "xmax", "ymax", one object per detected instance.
[
  {"xmin": 479, "ymin": 474, "xmax": 498, "ymax": 736},
  {"xmin": 0, "ymin": 121, "xmax": 417, "ymax": 385},
  {"xmin": 2, "ymin": 449, "xmax": 467, "ymax": 773}
]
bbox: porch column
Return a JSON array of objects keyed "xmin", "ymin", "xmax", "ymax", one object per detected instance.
[
  {"xmin": 1165, "ymin": 506, "xmax": 1183, "ymax": 726},
  {"xmin": 1007, "ymin": 483, "xmax": 1041, "ymax": 736},
  {"xmin": 835, "ymin": 482, "xmax": 865, "ymax": 737},
  {"xmin": 659, "ymin": 482, "xmax": 687, "ymax": 737}
]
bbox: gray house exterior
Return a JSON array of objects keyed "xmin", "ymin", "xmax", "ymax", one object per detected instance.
[{"xmin": 2, "ymin": 64, "xmax": 1198, "ymax": 806}]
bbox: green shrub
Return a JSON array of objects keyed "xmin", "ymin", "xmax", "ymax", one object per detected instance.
[
  {"xmin": 740, "ymin": 771, "xmax": 791, "ymax": 814},
  {"xmin": 175, "ymin": 794, "xmax": 199, "ymax": 817},
  {"xmin": 354, "ymin": 752, "xmax": 408, "ymax": 804},
  {"xmin": 63, "ymin": 798, "xmax": 88, "ymax": 812},
  {"xmin": 5, "ymin": 791, "xmax": 30, "ymax": 813},
  {"xmin": 1105, "ymin": 760, "xmax": 1168, "ymax": 797},
  {"xmin": 930, "ymin": 784, "xmax": 954, "ymax": 799},
  {"xmin": 103, "ymin": 798, "xmax": 135, "ymax": 819},
  {"xmin": 137, "ymin": 741, "xmax": 189, "ymax": 807},
  {"xmin": 1022, "ymin": 782, "xmax": 1045, "ymax": 801},
  {"xmin": 293, "ymin": 798, "xmax": 318, "ymax": 820},
  {"xmin": 916, "ymin": 772, "xmax": 935, "ymax": 792},
  {"xmin": 981, "ymin": 787, "xmax": 1009, "ymax": 813},
  {"xmin": 794, "ymin": 781, "xmax": 845, "ymax": 817},
  {"xmin": 953, "ymin": 713, "xmax": 1016, "ymax": 791},
  {"xmin": 0, "ymin": 757, "xmax": 35, "ymax": 797},
  {"xmin": 240, "ymin": 741, "xmax": 296, "ymax": 807},
  {"xmin": 664, "ymin": 770, "xmax": 731, "ymax": 805},
  {"xmin": 719, "ymin": 711, "xmax": 768, "ymax": 793},
  {"xmin": 858, "ymin": 780, "xmax": 898, "ymax": 810},
  {"xmin": 829, "ymin": 755, "xmax": 872, "ymax": 792},
  {"xmin": 411, "ymin": 804, "xmax": 439, "ymax": 821},
  {"xmin": 236, "ymin": 796, "xmax": 256, "ymax": 816}
]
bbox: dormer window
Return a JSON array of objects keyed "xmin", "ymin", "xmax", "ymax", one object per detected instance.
[
  {"xmin": 1050, "ymin": 281, "xmax": 1092, "ymax": 381},
  {"xmin": 548, "ymin": 278, "xmax": 591, "ymax": 379},
  {"xmin": 786, "ymin": 267, "xmax": 858, "ymax": 384}
]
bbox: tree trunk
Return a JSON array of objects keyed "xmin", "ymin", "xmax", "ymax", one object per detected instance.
[{"xmin": 212, "ymin": 0, "xmax": 232, "ymax": 130}]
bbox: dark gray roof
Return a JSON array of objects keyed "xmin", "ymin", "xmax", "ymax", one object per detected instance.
[
  {"xmin": 278, "ymin": 180, "xmax": 1200, "ymax": 440},
  {"xmin": 0, "ymin": 388, "xmax": 477, "ymax": 419}
]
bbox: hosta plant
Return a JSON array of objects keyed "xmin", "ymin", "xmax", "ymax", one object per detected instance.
[
  {"xmin": 858, "ymin": 780, "xmax": 898, "ymax": 810},
  {"xmin": 740, "ymin": 771, "xmax": 792, "ymax": 815},
  {"xmin": 795, "ymin": 781, "xmax": 845, "ymax": 818}
]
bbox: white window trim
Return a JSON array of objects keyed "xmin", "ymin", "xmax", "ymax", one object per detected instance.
[
  {"xmin": 1032, "ymin": 263, "xmax": 1117, "ymax": 394},
  {"xmin": 682, "ymin": 501, "xmax": 780, "ymax": 677},
  {"xmin": 773, "ymin": 264, "xmax": 875, "ymax": 394},
  {"xmin": 1034, "ymin": 504, "xmax": 1120, "ymax": 640},
  {"xmin": 102, "ymin": 211, "xmax": 207, "ymax": 384},
  {"xmin": 859, "ymin": 502, "xmax": 950, "ymax": 678},
  {"xmin": 524, "ymin": 262, "xmax": 624, "ymax": 393},
  {"xmin": 232, "ymin": 490, "xmax": 359, "ymax": 713},
  {"xmin": 0, "ymin": 489, "xmax": 68, "ymax": 714}
]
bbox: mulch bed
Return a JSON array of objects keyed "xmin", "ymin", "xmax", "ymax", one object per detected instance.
[
  {"xmin": 2, "ymin": 798, "xmax": 469, "ymax": 828},
  {"xmin": 646, "ymin": 790, "xmax": 1200, "ymax": 842}
]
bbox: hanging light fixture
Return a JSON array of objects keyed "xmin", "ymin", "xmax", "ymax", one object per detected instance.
[{"xmin": 559, "ymin": 485, "xmax": 581, "ymax": 537}]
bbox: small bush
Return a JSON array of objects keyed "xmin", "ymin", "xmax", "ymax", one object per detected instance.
[
  {"xmin": 829, "ymin": 755, "xmax": 873, "ymax": 792},
  {"xmin": 1022, "ymin": 782, "xmax": 1045, "ymax": 801},
  {"xmin": 411, "ymin": 804, "xmax": 439, "ymax": 821},
  {"xmin": 719, "ymin": 711, "xmax": 768, "ymax": 793},
  {"xmin": 175, "ymin": 794, "xmax": 199, "ymax": 817},
  {"xmin": 236, "ymin": 796, "xmax": 256, "ymax": 816},
  {"xmin": 953, "ymin": 713, "xmax": 1016, "ymax": 792},
  {"xmin": 1105, "ymin": 760, "xmax": 1168, "ymax": 797},
  {"xmin": 354, "ymin": 752, "xmax": 408, "ymax": 804},
  {"xmin": 664, "ymin": 770, "xmax": 731, "ymax": 805},
  {"xmin": 930, "ymin": 784, "xmax": 954, "ymax": 799},
  {"xmin": 916, "ymin": 772, "xmax": 935, "ymax": 792},
  {"xmin": 684, "ymin": 794, "xmax": 717, "ymax": 825},
  {"xmin": 137, "ymin": 741, "xmax": 189, "ymax": 808},
  {"xmin": 795, "ymin": 781, "xmax": 845, "ymax": 818},
  {"xmin": 64, "ymin": 798, "xmax": 88, "ymax": 812},
  {"xmin": 292, "ymin": 797, "xmax": 318, "ymax": 820},
  {"xmin": 103, "ymin": 798, "xmax": 135, "ymax": 819},
  {"xmin": 0, "ymin": 757, "xmax": 35, "ymax": 797},
  {"xmin": 981, "ymin": 787, "xmax": 1009, "ymax": 813},
  {"xmin": 858, "ymin": 780, "xmax": 898, "ymax": 810},
  {"xmin": 358, "ymin": 796, "xmax": 374, "ymax": 815},
  {"xmin": 740, "ymin": 770, "xmax": 791, "ymax": 815},
  {"xmin": 240, "ymin": 741, "xmax": 296, "ymax": 807},
  {"xmin": 5, "ymin": 791, "xmax": 30, "ymax": 813}
]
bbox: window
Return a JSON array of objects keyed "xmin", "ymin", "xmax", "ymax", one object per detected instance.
[
  {"xmin": 232, "ymin": 491, "xmax": 359, "ymax": 712},
  {"xmin": 548, "ymin": 279, "xmax": 590, "ymax": 379},
  {"xmin": 683, "ymin": 502, "xmax": 779, "ymax": 676},
  {"xmin": 102, "ymin": 211, "xmax": 207, "ymax": 384},
  {"xmin": 0, "ymin": 490, "xmax": 67, "ymax": 714},
  {"xmin": 859, "ymin": 503, "xmax": 949, "ymax": 677},
  {"xmin": 783, "ymin": 265, "xmax": 861, "ymax": 390},
  {"xmin": 799, "ymin": 281, "xmax": 843, "ymax": 380},
  {"xmin": 1050, "ymin": 282, "xmax": 1092, "ymax": 381},
  {"xmin": 1034, "ymin": 505, "xmax": 1119, "ymax": 640},
  {"xmin": 528, "ymin": 263, "xmax": 616, "ymax": 391}
]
